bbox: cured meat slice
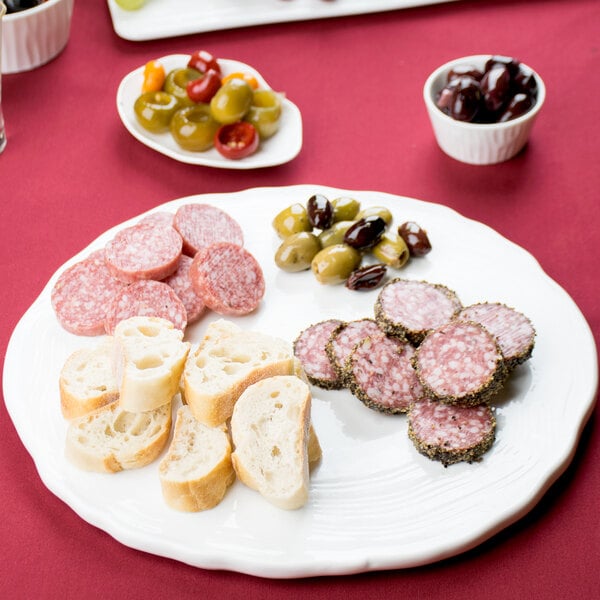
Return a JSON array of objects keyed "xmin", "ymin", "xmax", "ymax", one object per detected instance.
[
  {"xmin": 456, "ymin": 302, "xmax": 535, "ymax": 369},
  {"xmin": 347, "ymin": 332, "xmax": 425, "ymax": 414},
  {"xmin": 408, "ymin": 398, "xmax": 496, "ymax": 466},
  {"xmin": 104, "ymin": 280, "xmax": 187, "ymax": 335},
  {"xmin": 294, "ymin": 319, "xmax": 344, "ymax": 390},
  {"xmin": 173, "ymin": 203, "xmax": 244, "ymax": 257},
  {"xmin": 138, "ymin": 211, "xmax": 175, "ymax": 229},
  {"xmin": 375, "ymin": 278, "xmax": 462, "ymax": 344},
  {"xmin": 51, "ymin": 250, "xmax": 127, "ymax": 336},
  {"xmin": 326, "ymin": 318, "xmax": 382, "ymax": 383},
  {"xmin": 163, "ymin": 255, "xmax": 206, "ymax": 324},
  {"xmin": 412, "ymin": 320, "xmax": 506, "ymax": 406},
  {"xmin": 104, "ymin": 222, "xmax": 183, "ymax": 284},
  {"xmin": 189, "ymin": 243, "xmax": 265, "ymax": 316}
]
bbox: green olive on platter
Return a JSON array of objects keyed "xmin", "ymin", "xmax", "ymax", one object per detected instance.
[
  {"xmin": 311, "ymin": 244, "xmax": 362, "ymax": 285},
  {"xmin": 245, "ymin": 90, "xmax": 282, "ymax": 139},
  {"xmin": 356, "ymin": 205, "xmax": 393, "ymax": 226},
  {"xmin": 331, "ymin": 197, "xmax": 361, "ymax": 222},
  {"xmin": 170, "ymin": 105, "xmax": 220, "ymax": 152},
  {"xmin": 134, "ymin": 91, "xmax": 180, "ymax": 133},
  {"xmin": 272, "ymin": 203, "xmax": 312, "ymax": 239},
  {"xmin": 372, "ymin": 233, "xmax": 410, "ymax": 269},
  {"xmin": 275, "ymin": 232, "xmax": 322, "ymax": 272},
  {"xmin": 163, "ymin": 68, "xmax": 201, "ymax": 106},
  {"xmin": 210, "ymin": 79, "xmax": 254, "ymax": 124}
]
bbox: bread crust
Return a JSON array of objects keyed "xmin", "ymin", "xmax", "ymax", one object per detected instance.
[{"xmin": 159, "ymin": 407, "xmax": 235, "ymax": 512}]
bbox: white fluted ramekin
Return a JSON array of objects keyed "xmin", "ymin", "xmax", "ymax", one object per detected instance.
[
  {"xmin": 423, "ymin": 55, "xmax": 546, "ymax": 165},
  {"xmin": 1, "ymin": 0, "xmax": 74, "ymax": 74}
]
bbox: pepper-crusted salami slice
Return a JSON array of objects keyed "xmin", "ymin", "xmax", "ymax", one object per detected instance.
[
  {"xmin": 189, "ymin": 242, "xmax": 264, "ymax": 316},
  {"xmin": 408, "ymin": 398, "xmax": 496, "ymax": 466},
  {"xmin": 347, "ymin": 332, "xmax": 425, "ymax": 414},
  {"xmin": 457, "ymin": 302, "xmax": 535, "ymax": 370},
  {"xmin": 104, "ymin": 222, "xmax": 183, "ymax": 284},
  {"xmin": 163, "ymin": 255, "xmax": 206, "ymax": 324},
  {"xmin": 104, "ymin": 280, "xmax": 187, "ymax": 335},
  {"xmin": 51, "ymin": 250, "xmax": 127, "ymax": 336},
  {"xmin": 375, "ymin": 278, "xmax": 462, "ymax": 344},
  {"xmin": 294, "ymin": 319, "xmax": 344, "ymax": 390},
  {"xmin": 413, "ymin": 321, "xmax": 506, "ymax": 406},
  {"xmin": 326, "ymin": 318, "xmax": 382, "ymax": 383},
  {"xmin": 173, "ymin": 203, "xmax": 244, "ymax": 257}
]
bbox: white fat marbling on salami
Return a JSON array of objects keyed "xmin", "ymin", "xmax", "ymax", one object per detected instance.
[
  {"xmin": 409, "ymin": 398, "xmax": 495, "ymax": 451},
  {"xmin": 330, "ymin": 319, "xmax": 382, "ymax": 371},
  {"xmin": 174, "ymin": 204, "xmax": 244, "ymax": 257},
  {"xmin": 104, "ymin": 280, "xmax": 187, "ymax": 335},
  {"xmin": 415, "ymin": 321, "xmax": 503, "ymax": 400},
  {"xmin": 189, "ymin": 242, "xmax": 264, "ymax": 316},
  {"xmin": 457, "ymin": 302, "xmax": 535, "ymax": 365},
  {"xmin": 376, "ymin": 279, "xmax": 461, "ymax": 338},
  {"xmin": 163, "ymin": 255, "xmax": 206, "ymax": 324},
  {"xmin": 51, "ymin": 250, "xmax": 127, "ymax": 336},
  {"xmin": 104, "ymin": 222, "xmax": 182, "ymax": 283},
  {"xmin": 294, "ymin": 320, "xmax": 343, "ymax": 387},
  {"xmin": 349, "ymin": 333, "xmax": 425, "ymax": 413}
]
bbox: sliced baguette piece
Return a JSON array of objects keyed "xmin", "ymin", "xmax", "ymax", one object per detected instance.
[
  {"xmin": 183, "ymin": 319, "xmax": 298, "ymax": 426},
  {"xmin": 230, "ymin": 375, "xmax": 312, "ymax": 510},
  {"xmin": 114, "ymin": 316, "xmax": 190, "ymax": 413},
  {"xmin": 159, "ymin": 406, "xmax": 235, "ymax": 512},
  {"xmin": 59, "ymin": 337, "xmax": 119, "ymax": 420},
  {"xmin": 65, "ymin": 401, "xmax": 172, "ymax": 473}
]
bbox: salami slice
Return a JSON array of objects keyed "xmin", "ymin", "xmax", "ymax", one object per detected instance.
[
  {"xmin": 457, "ymin": 302, "xmax": 535, "ymax": 369},
  {"xmin": 347, "ymin": 332, "xmax": 425, "ymax": 414},
  {"xmin": 294, "ymin": 319, "xmax": 344, "ymax": 390},
  {"xmin": 173, "ymin": 203, "xmax": 244, "ymax": 257},
  {"xmin": 407, "ymin": 398, "xmax": 496, "ymax": 466},
  {"xmin": 104, "ymin": 280, "xmax": 187, "ymax": 335},
  {"xmin": 375, "ymin": 278, "xmax": 462, "ymax": 344},
  {"xmin": 104, "ymin": 222, "xmax": 183, "ymax": 284},
  {"xmin": 163, "ymin": 255, "xmax": 206, "ymax": 324},
  {"xmin": 326, "ymin": 318, "xmax": 382, "ymax": 383},
  {"xmin": 138, "ymin": 211, "xmax": 175, "ymax": 229},
  {"xmin": 412, "ymin": 320, "xmax": 506, "ymax": 406},
  {"xmin": 51, "ymin": 250, "xmax": 127, "ymax": 336},
  {"xmin": 189, "ymin": 242, "xmax": 265, "ymax": 316}
]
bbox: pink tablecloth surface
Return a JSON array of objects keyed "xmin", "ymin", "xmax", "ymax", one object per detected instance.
[{"xmin": 1, "ymin": 1, "xmax": 598, "ymax": 597}]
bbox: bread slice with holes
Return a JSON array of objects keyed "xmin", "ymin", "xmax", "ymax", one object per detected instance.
[
  {"xmin": 182, "ymin": 319, "xmax": 298, "ymax": 426},
  {"xmin": 158, "ymin": 405, "xmax": 235, "ymax": 512},
  {"xmin": 59, "ymin": 338, "xmax": 119, "ymax": 420},
  {"xmin": 230, "ymin": 375, "xmax": 312, "ymax": 510},
  {"xmin": 65, "ymin": 401, "xmax": 172, "ymax": 473},
  {"xmin": 114, "ymin": 316, "xmax": 190, "ymax": 413}
]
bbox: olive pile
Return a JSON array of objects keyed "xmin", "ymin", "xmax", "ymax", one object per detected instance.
[
  {"xmin": 272, "ymin": 195, "xmax": 431, "ymax": 290},
  {"xmin": 133, "ymin": 51, "xmax": 282, "ymax": 160},
  {"xmin": 436, "ymin": 55, "xmax": 538, "ymax": 123}
]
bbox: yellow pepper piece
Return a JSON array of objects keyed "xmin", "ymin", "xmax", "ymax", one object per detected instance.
[{"xmin": 221, "ymin": 72, "xmax": 259, "ymax": 90}]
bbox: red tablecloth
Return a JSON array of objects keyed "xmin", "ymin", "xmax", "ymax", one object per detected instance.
[{"xmin": 1, "ymin": 1, "xmax": 599, "ymax": 597}]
